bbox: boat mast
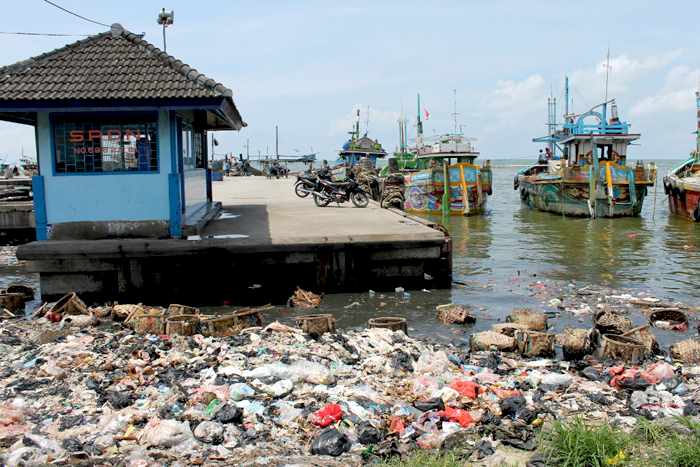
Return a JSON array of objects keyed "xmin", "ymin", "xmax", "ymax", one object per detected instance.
[
  {"xmin": 417, "ymin": 94, "xmax": 423, "ymax": 138},
  {"xmin": 697, "ymin": 82, "xmax": 700, "ymax": 153},
  {"xmin": 276, "ymin": 126, "xmax": 279, "ymax": 160},
  {"xmin": 398, "ymin": 98, "xmax": 409, "ymax": 153},
  {"xmin": 355, "ymin": 109, "xmax": 360, "ymax": 139},
  {"xmin": 452, "ymin": 89, "xmax": 459, "ymax": 135}
]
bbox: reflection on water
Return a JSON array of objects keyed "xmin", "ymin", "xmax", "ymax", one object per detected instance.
[{"xmin": 2, "ymin": 159, "xmax": 699, "ymax": 347}]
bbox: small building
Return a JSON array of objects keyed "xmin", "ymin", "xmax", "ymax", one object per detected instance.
[{"xmin": 0, "ymin": 23, "xmax": 245, "ymax": 241}]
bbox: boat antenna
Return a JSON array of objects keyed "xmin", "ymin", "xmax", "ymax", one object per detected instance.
[
  {"xmin": 365, "ymin": 106, "xmax": 370, "ymax": 135},
  {"xmin": 603, "ymin": 46, "xmax": 613, "ymax": 103},
  {"xmin": 397, "ymin": 98, "xmax": 409, "ymax": 152},
  {"xmin": 452, "ymin": 89, "xmax": 460, "ymax": 134}
]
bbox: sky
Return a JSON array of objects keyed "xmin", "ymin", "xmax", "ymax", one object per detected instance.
[{"xmin": 1, "ymin": 1, "xmax": 699, "ymax": 165}]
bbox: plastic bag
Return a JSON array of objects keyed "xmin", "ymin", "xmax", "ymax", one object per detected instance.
[
  {"xmin": 214, "ymin": 404, "xmax": 242, "ymax": 424},
  {"xmin": 289, "ymin": 359, "xmax": 334, "ymax": 385},
  {"xmin": 415, "ymin": 350, "xmax": 450, "ymax": 375},
  {"xmin": 5, "ymin": 447, "xmax": 45, "ymax": 467},
  {"xmin": 499, "ymin": 395, "xmax": 526, "ymax": 417},
  {"xmin": 644, "ymin": 362, "xmax": 675, "ymax": 384},
  {"xmin": 356, "ymin": 422, "xmax": 384, "ymax": 445},
  {"xmin": 310, "ymin": 428, "xmax": 352, "ymax": 456},
  {"xmin": 441, "ymin": 407, "xmax": 473, "ymax": 428},
  {"xmin": 450, "ymin": 379, "xmax": 480, "ymax": 398},
  {"xmin": 413, "ymin": 397, "xmax": 444, "ymax": 413},
  {"xmin": 229, "ymin": 383, "xmax": 255, "ymax": 401},
  {"xmin": 275, "ymin": 402, "xmax": 301, "ymax": 426},
  {"xmin": 105, "ymin": 391, "xmax": 131, "ymax": 409},
  {"xmin": 412, "ymin": 374, "xmax": 439, "ymax": 397},
  {"xmin": 193, "ymin": 421, "xmax": 224, "ymax": 444},
  {"xmin": 311, "ymin": 403, "xmax": 343, "ymax": 427},
  {"xmin": 140, "ymin": 419, "xmax": 196, "ymax": 451}
]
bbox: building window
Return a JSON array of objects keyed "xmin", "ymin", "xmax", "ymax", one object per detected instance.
[
  {"xmin": 182, "ymin": 119, "xmax": 204, "ymax": 171},
  {"xmin": 54, "ymin": 115, "xmax": 158, "ymax": 173}
]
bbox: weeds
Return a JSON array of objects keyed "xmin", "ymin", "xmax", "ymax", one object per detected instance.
[{"xmin": 540, "ymin": 416, "xmax": 630, "ymax": 467}]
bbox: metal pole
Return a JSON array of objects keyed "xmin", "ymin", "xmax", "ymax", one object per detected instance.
[{"xmin": 163, "ymin": 24, "xmax": 167, "ymax": 52}]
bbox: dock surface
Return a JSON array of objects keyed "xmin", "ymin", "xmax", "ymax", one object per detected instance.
[{"xmin": 18, "ymin": 175, "xmax": 451, "ymax": 304}]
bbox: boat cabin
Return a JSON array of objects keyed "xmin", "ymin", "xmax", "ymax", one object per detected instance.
[{"xmin": 0, "ymin": 24, "xmax": 245, "ymax": 240}]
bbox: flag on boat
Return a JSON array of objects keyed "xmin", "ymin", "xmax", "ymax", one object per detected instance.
[
  {"xmin": 213, "ymin": 137, "xmax": 219, "ymax": 146},
  {"xmin": 243, "ymin": 144, "xmax": 246, "ymax": 148},
  {"xmin": 424, "ymin": 109, "xmax": 430, "ymax": 121}
]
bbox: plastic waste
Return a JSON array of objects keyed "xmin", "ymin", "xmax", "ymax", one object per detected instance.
[
  {"xmin": 141, "ymin": 419, "xmax": 196, "ymax": 451},
  {"xmin": 413, "ymin": 397, "xmax": 444, "ymax": 412},
  {"xmin": 310, "ymin": 428, "xmax": 352, "ymax": 456},
  {"xmin": 193, "ymin": 421, "xmax": 225, "ymax": 444},
  {"xmin": 415, "ymin": 350, "xmax": 450, "ymax": 375},
  {"xmin": 499, "ymin": 395, "xmax": 526, "ymax": 417},
  {"xmin": 356, "ymin": 422, "xmax": 384, "ymax": 445},
  {"xmin": 214, "ymin": 404, "xmax": 242, "ymax": 424},
  {"xmin": 412, "ymin": 374, "xmax": 440, "ymax": 397},
  {"xmin": 450, "ymin": 379, "xmax": 480, "ymax": 398},
  {"xmin": 5, "ymin": 447, "xmax": 45, "ymax": 467},
  {"xmin": 275, "ymin": 402, "xmax": 301, "ymax": 426},
  {"xmin": 289, "ymin": 359, "xmax": 334, "ymax": 385},
  {"xmin": 229, "ymin": 383, "xmax": 255, "ymax": 401},
  {"xmin": 311, "ymin": 403, "xmax": 343, "ymax": 427}
]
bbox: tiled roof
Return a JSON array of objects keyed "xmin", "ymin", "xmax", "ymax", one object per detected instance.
[{"xmin": 0, "ymin": 24, "xmax": 234, "ymax": 101}]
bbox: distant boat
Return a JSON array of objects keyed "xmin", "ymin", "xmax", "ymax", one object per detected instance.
[
  {"xmin": 403, "ymin": 93, "xmax": 493, "ymax": 216},
  {"xmin": 515, "ymin": 77, "xmax": 656, "ymax": 218},
  {"xmin": 663, "ymin": 91, "xmax": 700, "ymax": 222},
  {"xmin": 332, "ymin": 109, "xmax": 387, "ymax": 181},
  {"xmin": 19, "ymin": 155, "xmax": 38, "ymax": 177}
]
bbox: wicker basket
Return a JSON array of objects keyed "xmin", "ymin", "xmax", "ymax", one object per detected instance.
[
  {"xmin": 594, "ymin": 310, "xmax": 633, "ymax": 335},
  {"xmin": 436, "ymin": 304, "xmax": 475, "ymax": 324},
  {"xmin": 648, "ymin": 310, "xmax": 688, "ymax": 331},
  {"xmin": 0, "ymin": 293, "xmax": 25, "ymax": 312},
  {"xmin": 562, "ymin": 328, "xmax": 596, "ymax": 361},
  {"xmin": 1, "ymin": 285, "xmax": 33, "ymax": 301},
  {"xmin": 601, "ymin": 334, "xmax": 645, "ymax": 363},
  {"xmin": 514, "ymin": 330, "xmax": 555, "ymax": 358},
  {"xmin": 622, "ymin": 326, "xmax": 659, "ymax": 356},
  {"xmin": 113, "ymin": 304, "xmax": 145, "ymax": 323},
  {"xmin": 132, "ymin": 314, "xmax": 167, "ymax": 335},
  {"xmin": 201, "ymin": 308, "xmax": 263, "ymax": 337},
  {"xmin": 166, "ymin": 315, "xmax": 201, "ymax": 336},
  {"xmin": 296, "ymin": 314, "xmax": 336, "ymax": 334},
  {"xmin": 493, "ymin": 323, "xmax": 532, "ymax": 336},
  {"xmin": 368, "ymin": 317, "xmax": 407, "ymax": 335},
  {"xmin": 470, "ymin": 330, "xmax": 517, "ymax": 352},
  {"xmin": 49, "ymin": 292, "xmax": 86, "ymax": 316},
  {"xmin": 167, "ymin": 304, "xmax": 200, "ymax": 317},
  {"xmin": 670, "ymin": 339, "xmax": 700, "ymax": 363},
  {"xmin": 506, "ymin": 308, "xmax": 548, "ymax": 331}
]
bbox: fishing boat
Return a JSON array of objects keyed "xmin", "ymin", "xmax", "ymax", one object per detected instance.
[
  {"xmin": 379, "ymin": 105, "xmax": 417, "ymax": 177},
  {"xmin": 19, "ymin": 155, "xmax": 38, "ymax": 177},
  {"xmin": 663, "ymin": 92, "xmax": 700, "ymax": 222},
  {"xmin": 515, "ymin": 77, "xmax": 656, "ymax": 218},
  {"xmin": 332, "ymin": 109, "xmax": 387, "ymax": 181},
  {"xmin": 403, "ymin": 93, "xmax": 493, "ymax": 216}
]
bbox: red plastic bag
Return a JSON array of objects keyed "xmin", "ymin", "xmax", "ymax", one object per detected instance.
[
  {"xmin": 440, "ymin": 407, "xmax": 473, "ymax": 428},
  {"xmin": 450, "ymin": 379, "xmax": 480, "ymax": 398},
  {"xmin": 311, "ymin": 403, "xmax": 342, "ymax": 427},
  {"xmin": 389, "ymin": 416, "xmax": 405, "ymax": 435}
]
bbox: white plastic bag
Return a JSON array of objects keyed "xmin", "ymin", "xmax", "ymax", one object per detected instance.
[{"xmin": 140, "ymin": 419, "xmax": 196, "ymax": 451}]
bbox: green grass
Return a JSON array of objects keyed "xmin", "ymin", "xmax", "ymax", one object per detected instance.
[
  {"xmin": 377, "ymin": 451, "xmax": 463, "ymax": 467},
  {"xmin": 632, "ymin": 416, "xmax": 700, "ymax": 467},
  {"xmin": 540, "ymin": 416, "xmax": 631, "ymax": 467}
]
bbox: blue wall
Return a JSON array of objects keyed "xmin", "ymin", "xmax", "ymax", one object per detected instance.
[{"xmin": 36, "ymin": 110, "xmax": 175, "ymax": 227}]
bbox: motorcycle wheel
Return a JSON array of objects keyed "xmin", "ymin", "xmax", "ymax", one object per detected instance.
[
  {"xmin": 351, "ymin": 191, "xmax": 370, "ymax": 208},
  {"xmin": 295, "ymin": 183, "xmax": 310, "ymax": 198},
  {"xmin": 314, "ymin": 193, "xmax": 331, "ymax": 207}
]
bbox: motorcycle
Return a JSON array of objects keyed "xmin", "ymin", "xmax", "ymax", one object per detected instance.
[
  {"xmin": 294, "ymin": 166, "xmax": 331, "ymax": 197},
  {"xmin": 312, "ymin": 172, "xmax": 370, "ymax": 208}
]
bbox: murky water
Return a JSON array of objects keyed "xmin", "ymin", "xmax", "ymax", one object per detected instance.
[{"xmin": 2, "ymin": 159, "xmax": 698, "ymax": 350}]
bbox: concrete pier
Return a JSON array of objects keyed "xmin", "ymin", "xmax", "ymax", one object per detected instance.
[
  {"xmin": 0, "ymin": 178, "xmax": 34, "ymax": 233},
  {"xmin": 17, "ymin": 176, "xmax": 451, "ymax": 305}
]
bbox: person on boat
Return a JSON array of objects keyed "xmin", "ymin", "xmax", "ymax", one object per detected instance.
[
  {"xmin": 538, "ymin": 149, "xmax": 547, "ymax": 164},
  {"xmin": 545, "ymin": 148, "xmax": 553, "ymax": 160}
]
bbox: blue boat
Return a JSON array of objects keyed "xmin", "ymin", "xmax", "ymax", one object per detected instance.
[{"xmin": 331, "ymin": 109, "xmax": 387, "ymax": 180}]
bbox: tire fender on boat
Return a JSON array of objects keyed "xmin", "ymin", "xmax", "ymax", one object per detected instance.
[
  {"xmin": 663, "ymin": 176, "xmax": 670, "ymax": 195},
  {"xmin": 520, "ymin": 187, "xmax": 529, "ymax": 202},
  {"xmin": 693, "ymin": 205, "xmax": 700, "ymax": 223},
  {"xmin": 678, "ymin": 185, "xmax": 686, "ymax": 202},
  {"xmin": 513, "ymin": 175, "xmax": 520, "ymax": 190}
]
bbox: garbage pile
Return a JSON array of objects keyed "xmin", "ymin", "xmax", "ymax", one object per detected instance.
[{"xmin": 2, "ymin": 300, "xmax": 700, "ymax": 467}]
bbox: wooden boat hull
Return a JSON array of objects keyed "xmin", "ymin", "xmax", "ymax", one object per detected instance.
[
  {"xmin": 516, "ymin": 162, "xmax": 655, "ymax": 218},
  {"xmin": 404, "ymin": 163, "xmax": 492, "ymax": 216},
  {"xmin": 665, "ymin": 157, "xmax": 700, "ymax": 222}
]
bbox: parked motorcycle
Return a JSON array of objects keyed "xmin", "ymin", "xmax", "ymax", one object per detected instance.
[
  {"xmin": 312, "ymin": 172, "xmax": 370, "ymax": 208},
  {"xmin": 294, "ymin": 166, "xmax": 331, "ymax": 197}
]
